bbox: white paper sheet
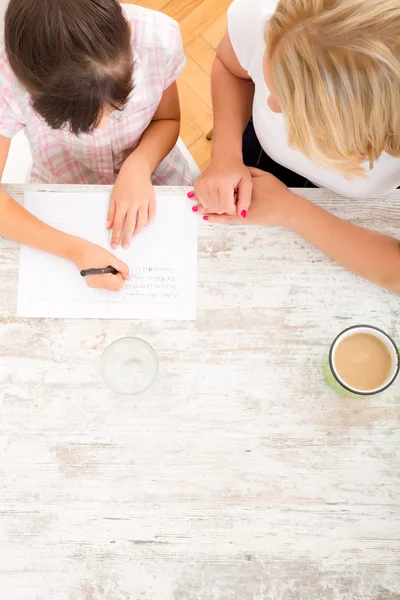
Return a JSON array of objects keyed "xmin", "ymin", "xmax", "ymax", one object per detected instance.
[{"xmin": 18, "ymin": 191, "xmax": 198, "ymax": 320}]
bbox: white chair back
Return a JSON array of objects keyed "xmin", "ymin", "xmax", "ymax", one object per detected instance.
[
  {"xmin": 1, "ymin": 130, "xmax": 33, "ymax": 184},
  {"xmin": 176, "ymin": 138, "xmax": 201, "ymax": 182}
]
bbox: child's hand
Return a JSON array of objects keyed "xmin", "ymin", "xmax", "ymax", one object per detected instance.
[
  {"xmin": 72, "ymin": 239, "xmax": 129, "ymax": 292},
  {"xmin": 107, "ymin": 161, "xmax": 156, "ymax": 249}
]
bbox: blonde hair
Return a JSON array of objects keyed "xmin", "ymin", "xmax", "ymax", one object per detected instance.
[{"xmin": 265, "ymin": 0, "xmax": 400, "ymax": 177}]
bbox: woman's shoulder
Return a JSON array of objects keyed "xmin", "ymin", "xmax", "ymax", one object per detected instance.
[
  {"xmin": 121, "ymin": 3, "xmax": 181, "ymax": 52},
  {"xmin": 228, "ymin": 0, "xmax": 279, "ymax": 23},
  {"xmin": 228, "ymin": 0, "xmax": 279, "ymax": 73}
]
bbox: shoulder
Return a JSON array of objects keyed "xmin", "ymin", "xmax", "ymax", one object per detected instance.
[
  {"xmin": 228, "ymin": 0, "xmax": 279, "ymax": 23},
  {"xmin": 0, "ymin": 36, "xmax": 28, "ymax": 104},
  {"xmin": 121, "ymin": 4, "xmax": 181, "ymax": 52},
  {"xmin": 0, "ymin": 36, "xmax": 16, "ymax": 87},
  {"xmin": 228, "ymin": 0, "xmax": 279, "ymax": 72},
  {"xmin": 121, "ymin": 4, "xmax": 184, "ymax": 98}
]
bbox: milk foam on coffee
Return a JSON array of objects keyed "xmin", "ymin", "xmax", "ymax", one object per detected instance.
[{"xmin": 334, "ymin": 333, "xmax": 392, "ymax": 391}]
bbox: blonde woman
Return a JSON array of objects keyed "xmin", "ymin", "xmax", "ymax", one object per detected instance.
[{"xmin": 193, "ymin": 0, "xmax": 400, "ymax": 293}]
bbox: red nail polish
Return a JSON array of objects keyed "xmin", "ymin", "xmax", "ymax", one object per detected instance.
[
  {"xmin": 187, "ymin": 191, "xmax": 195, "ymax": 199},
  {"xmin": 192, "ymin": 205, "xmax": 199, "ymax": 212},
  {"xmin": 241, "ymin": 210, "xmax": 247, "ymax": 219},
  {"xmin": 203, "ymin": 216, "xmax": 209, "ymax": 221}
]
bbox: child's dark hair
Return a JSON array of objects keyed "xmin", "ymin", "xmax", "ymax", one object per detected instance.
[{"xmin": 5, "ymin": 0, "xmax": 133, "ymax": 135}]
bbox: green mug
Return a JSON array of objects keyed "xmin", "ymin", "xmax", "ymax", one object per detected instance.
[{"xmin": 323, "ymin": 325, "xmax": 400, "ymax": 397}]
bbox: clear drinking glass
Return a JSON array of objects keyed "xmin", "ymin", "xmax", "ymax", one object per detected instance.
[{"xmin": 101, "ymin": 337, "xmax": 158, "ymax": 395}]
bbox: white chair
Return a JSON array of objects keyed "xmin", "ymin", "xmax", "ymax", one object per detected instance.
[
  {"xmin": 1, "ymin": 130, "xmax": 33, "ymax": 184},
  {"xmin": 176, "ymin": 137, "xmax": 201, "ymax": 182},
  {"xmin": 1, "ymin": 132, "xmax": 200, "ymax": 184}
]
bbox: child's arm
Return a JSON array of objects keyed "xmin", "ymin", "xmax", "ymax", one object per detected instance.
[
  {"xmin": 0, "ymin": 136, "xmax": 129, "ymax": 291},
  {"xmin": 199, "ymin": 168, "xmax": 400, "ymax": 294},
  {"xmin": 108, "ymin": 82, "xmax": 181, "ymax": 249},
  {"xmin": 124, "ymin": 82, "xmax": 181, "ymax": 174}
]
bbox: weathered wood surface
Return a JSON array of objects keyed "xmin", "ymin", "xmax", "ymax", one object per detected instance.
[{"xmin": 0, "ymin": 184, "xmax": 399, "ymax": 600}]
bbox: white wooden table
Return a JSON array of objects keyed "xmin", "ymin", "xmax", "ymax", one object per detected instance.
[{"xmin": 0, "ymin": 184, "xmax": 399, "ymax": 600}]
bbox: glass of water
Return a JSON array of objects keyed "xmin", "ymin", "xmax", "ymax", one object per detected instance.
[{"xmin": 101, "ymin": 337, "xmax": 158, "ymax": 395}]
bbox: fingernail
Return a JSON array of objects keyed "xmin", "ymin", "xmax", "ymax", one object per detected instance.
[
  {"xmin": 192, "ymin": 206, "xmax": 199, "ymax": 212},
  {"xmin": 122, "ymin": 243, "xmax": 129, "ymax": 249},
  {"xmin": 187, "ymin": 191, "xmax": 195, "ymax": 199},
  {"xmin": 241, "ymin": 210, "xmax": 247, "ymax": 219},
  {"xmin": 111, "ymin": 242, "xmax": 117, "ymax": 249},
  {"xmin": 203, "ymin": 216, "xmax": 209, "ymax": 221}
]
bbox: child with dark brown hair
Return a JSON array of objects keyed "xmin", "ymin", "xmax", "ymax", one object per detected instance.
[{"xmin": 0, "ymin": 0, "xmax": 191, "ymax": 291}]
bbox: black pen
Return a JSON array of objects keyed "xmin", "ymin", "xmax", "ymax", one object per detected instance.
[{"xmin": 80, "ymin": 266, "xmax": 118, "ymax": 277}]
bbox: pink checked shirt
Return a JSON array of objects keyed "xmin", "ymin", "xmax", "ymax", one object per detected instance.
[{"xmin": 0, "ymin": 4, "xmax": 192, "ymax": 186}]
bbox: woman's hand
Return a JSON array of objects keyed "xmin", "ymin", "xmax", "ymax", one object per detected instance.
[
  {"xmin": 197, "ymin": 168, "xmax": 295, "ymax": 225},
  {"xmin": 72, "ymin": 239, "xmax": 130, "ymax": 292},
  {"xmin": 194, "ymin": 156, "xmax": 253, "ymax": 217},
  {"xmin": 107, "ymin": 158, "xmax": 156, "ymax": 249}
]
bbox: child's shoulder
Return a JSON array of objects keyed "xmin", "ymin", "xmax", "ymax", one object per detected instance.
[
  {"xmin": 0, "ymin": 35, "xmax": 27, "ymax": 102},
  {"xmin": 0, "ymin": 35, "xmax": 15, "ymax": 81},
  {"xmin": 121, "ymin": 3, "xmax": 181, "ymax": 51}
]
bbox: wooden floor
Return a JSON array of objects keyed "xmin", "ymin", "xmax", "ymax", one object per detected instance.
[{"xmin": 129, "ymin": 0, "xmax": 231, "ymax": 171}]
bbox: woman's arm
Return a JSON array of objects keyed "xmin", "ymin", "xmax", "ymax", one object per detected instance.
[
  {"xmin": 202, "ymin": 168, "xmax": 400, "ymax": 294},
  {"xmin": 211, "ymin": 35, "xmax": 255, "ymax": 164},
  {"xmin": 285, "ymin": 193, "xmax": 400, "ymax": 293},
  {"xmin": 194, "ymin": 33, "xmax": 255, "ymax": 217},
  {"xmin": 0, "ymin": 135, "xmax": 129, "ymax": 291},
  {"xmin": 108, "ymin": 82, "xmax": 181, "ymax": 247}
]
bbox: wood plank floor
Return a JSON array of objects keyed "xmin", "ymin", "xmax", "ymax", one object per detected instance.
[{"xmin": 128, "ymin": 0, "xmax": 229, "ymax": 171}]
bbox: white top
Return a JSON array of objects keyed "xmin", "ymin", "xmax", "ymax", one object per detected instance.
[{"xmin": 228, "ymin": 0, "xmax": 400, "ymax": 198}]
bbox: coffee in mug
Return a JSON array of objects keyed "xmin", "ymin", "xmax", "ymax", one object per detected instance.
[{"xmin": 324, "ymin": 325, "xmax": 399, "ymax": 397}]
